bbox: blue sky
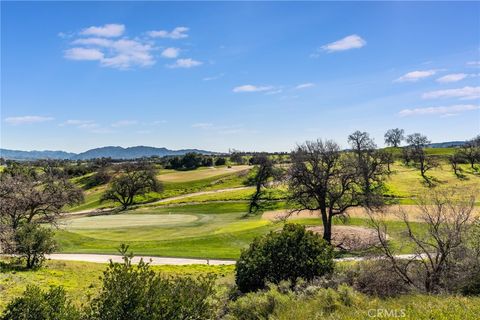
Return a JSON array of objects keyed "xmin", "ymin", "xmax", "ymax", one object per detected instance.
[{"xmin": 1, "ymin": 1, "xmax": 479, "ymax": 153}]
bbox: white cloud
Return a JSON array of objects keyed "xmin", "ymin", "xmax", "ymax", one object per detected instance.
[
  {"xmin": 233, "ymin": 85, "xmax": 274, "ymax": 93},
  {"xmin": 5, "ymin": 116, "xmax": 54, "ymax": 125},
  {"xmin": 80, "ymin": 24, "xmax": 125, "ymax": 37},
  {"xmin": 72, "ymin": 37, "xmax": 113, "ymax": 47},
  {"xmin": 265, "ymin": 89, "xmax": 283, "ymax": 95},
  {"xmin": 60, "ymin": 120, "xmax": 99, "ymax": 129},
  {"xmin": 192, "ymin": 123, "xmax": 213, "ymax": 129},
  {"xmin": 398, "ymin": 104, "xmax": 479, "ymax": 117},
  {"xmin": 147, "ymin": 27, "xmax": 189, "ymax": 39},
  {"xmin": 64, "ymin": 25, "xmax": 201, "ymax": 70},
  {"xmin": 64, "ymin": 47, "xmax": 104, "ymax": 61},
  {"xmin": 203, "ymin": 73, "xmax": 224, "ymax": 81},
  {"xmin": 467, "ymin": 61, "xmax": 480, "ymax": 66},
  {"xmin": 321, "ymin": 34, "xmax": 366, "ymax": 52},
  {"xmin": 436, "ymin": 73, "xmax": 468, "ymax": 83},
  {"xmin": 422, "ymin": 86, "xmax": 480, "ymax": 100},
  {"xmin": 395, "ymin": 70, "xmax": 437, "ymax": 82},
  {"xmin": 161, "ymin": 47, "xmax": 180, "ymax": 58},
  {"xmin": 295, "ymin": 83, "xmax": 315, "ymax": 89},
  {"xmin": 65, "ymin": 37, "xmax": 155, "ymax": 69},
  {"xmin": 168, "ymin": 58, "xmax": 202, "ymax": 68},
  {"xmin": 111, "ymin": 120, "xmax": 138, "ymax": 127}
]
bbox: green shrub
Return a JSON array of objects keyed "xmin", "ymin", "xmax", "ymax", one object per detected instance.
[
  {"xmin": 1, "ymin": 286, "xmax": 79, "ymax": 320},
  {"xmin": 85, "ymin": 245, "xmax": 216, "ymax": 320},
  {"xmin": 235, "ymin": 223, "xmax": 334, "ymax": 292},
  {"xmin": 225, "ymin": 282, "xmax": 294, "ymax": 320},
  {"xmin": 14, "ymin": 223, "xmax": 56, "ymax": 269}
]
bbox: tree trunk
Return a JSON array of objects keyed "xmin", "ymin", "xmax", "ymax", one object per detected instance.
[{"xmin": 321, "ymin": 208, "xmax": 332, "ymax": 244}]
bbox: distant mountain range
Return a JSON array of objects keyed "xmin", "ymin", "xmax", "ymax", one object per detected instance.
[
  {"xmin": 0, "ymin": 141, "xmax": 468, "ymax": 161},
  {"xmin": 0, "ymin": 146, "xmax": 217, "ymax": 160}
]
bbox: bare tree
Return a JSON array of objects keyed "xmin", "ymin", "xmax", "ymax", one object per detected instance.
[
  {"xmin": 379, "ymin": 149, "xmax": 395, "ymax": 173},
  {"xmin": 101, "ymin": 163, "xmax": 162, "ymax": 210},
  {"xmin": 459, "ymin": 135, "xmax": 480, "ymax": 170},
  {"xmin": 288, "ymin": 139, "xmax": 385, "ymax": 243},
  {"xmin": 406, "ymin": 133, "xmax": 437, "ymax": 185},
  {"xmin": 0, "ymin": 173, "xmax": 84, "ymax": 230},
  {"xmin": 368, "ymin": 189, "xmax": 478, "ymax": 293},
  {"xmin": 348, "ymin": 131, "xmax": 388, "ymax": 207},
  {"xmin": 384, "ymin": 128, "xmax": 405, "ymax": 147},
  {"xmin": 247, "ymin": 154, "xmax": 276, "ymax": 215},
  {"xmin": 449, "ymin": 152, "xmax": 465, "ymax": 178}
]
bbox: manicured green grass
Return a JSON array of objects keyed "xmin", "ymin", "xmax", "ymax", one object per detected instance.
[
  {"xmin": 67, "ymin": 166, "xmax": 253, "ymax": 212},
  {"xmin": 55, "ymin": 202, "xmax": 425, "ymax": 259},
  {"xmin": 0, "ymin": 259, "xmax": 234, "ymax": 312}
]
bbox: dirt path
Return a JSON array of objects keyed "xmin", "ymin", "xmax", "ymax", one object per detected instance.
[
  {"xmin": 45, "ymin": 253, "xmax": 422, "ymax": 265},
  {"xmin": 46, "ymin": 253, "xmax": 236, "ymax": 265}
]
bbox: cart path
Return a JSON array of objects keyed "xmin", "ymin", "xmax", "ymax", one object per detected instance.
[{"xmin": 45, "ymin": 253, "xmax": 423, "ymax": 266}]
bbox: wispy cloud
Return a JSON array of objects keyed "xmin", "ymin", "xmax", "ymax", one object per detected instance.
[
  {"xmin": 5, "ymin": 116, "xmax": 54, "ymax": 125},
  {"xmin": 203, "ymin": 73, "xmax": 224, "ymax": 81},
  {"xmin": 147, "ymin": 27, "xmax": 189, "ymax": 39},
  {"xmin": 295, "ymin": 83, "xmax": 315, "ymax": 89},
  {"xmin": 320, "ymin": 34, "xmax": 366, "ymax": 53},
  {"xmin": 422, "ymin": 86, "xmax": 480, "ymax": 100},
  {"xmin": 80, "ymin": 24, "xmax": 125, "ymax": 38},
  {"xmin": 467, "ymin": 61, "xmax": 480, "ymax": 67},
  {"xmin": 161, "ymin": 47, "xmax": 180, "ymax": 58},
  {"xmin": 168, "ymin": 58, "xmax": 202, "ymax": 68},
  {"xmin": 233, "ymin": 85, "xmax": 274, "ymax": 93},
  {"xmin": 60, "ymin": 119, "xmax": 98, "ymax": 129},
  {"xmin": 398, "ymin": 104, "xmax": 479, "ymax": 117},
  {"xmin": 192, "ymin": 123, "xmax": 213, "ymax": 129},
  {"xmin": 111, "ymin": 120, "xmax": 138, "ymax": 127},
  {"xmin": 395, "ymin": 70, "xmax": 437, "ymax": 82},
  {"xmin": 436, "ymin": 73, "xmax": 468, "ymax": 83}
]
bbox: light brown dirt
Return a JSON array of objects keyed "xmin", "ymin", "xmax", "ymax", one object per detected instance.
[
  {"xmin": 306, "ymin": 225, "xmax": 382, "ymax": 251},
  {"xmin": 262, "ymin": 205, "xmax": 480, "ymax": 222}
]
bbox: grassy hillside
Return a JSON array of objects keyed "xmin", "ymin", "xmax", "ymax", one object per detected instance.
[{"xmin": 2, "ymin": 259, "xmax": 479, "ymax": 319}]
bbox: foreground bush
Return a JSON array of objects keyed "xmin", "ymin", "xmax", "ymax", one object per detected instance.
[
  {"xmin": 1, "ymin": 286, "xmax": 79, "ymax": 320},
  {"xmin": 235, "ymin": 223, "xmax": 334, "ymax": 292},
  {"xmin": 225, "ymin": 282, "xmax": 480, "ymax": 320},
  {"xmin": 14, "ymin": 223, "xmax": 56, "ymax": 269},
  {"xmin": 352, "ymin": 259, "xmax": 411, "ymax": 297},
  {"xmin": 85, "ymin": 246, "xmax": 216, "ymax": 320}
]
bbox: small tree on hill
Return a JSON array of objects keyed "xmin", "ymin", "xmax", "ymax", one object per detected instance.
[
  {"xmin": 384, "ymin": 128, "xmax": 405, "ymax": 147},
  {"xmin": 14, "ymin": 222, "xmax": 56, "ymax": 269},
  {"xmin": 247, "ymin": 154, "xmax": 280, "ymax": 215},
  {"xmin": 406, "ymin": 133, "xmax": 437, "ymax": 186},
  {"xmin": 459, "ymin": 135, "xmax": 480, "ymax": 170},
  {"xmin": 235, "ymin": 224, "xmax": 334, "ymax": 292},
  {"xmin": 450, "ymin": 152, "xmax": 465, "ymax": 178},
  {"xmin": 101, "ymin": 163, "xmax": 161, "ymax": 210}
]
